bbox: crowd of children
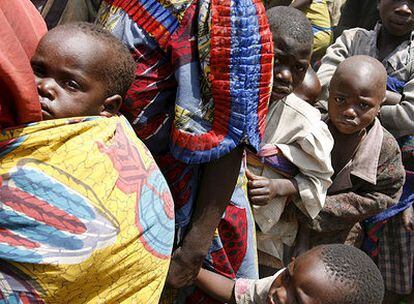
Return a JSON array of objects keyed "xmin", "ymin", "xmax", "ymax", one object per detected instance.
[{"xmin": 1, "ymin": 0, "xmax": 414, "ymax": 303}]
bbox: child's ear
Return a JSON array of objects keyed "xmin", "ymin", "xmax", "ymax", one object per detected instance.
[{"xmin": 100, "ymin": 95, "xmax": 122, "ymax": 118}]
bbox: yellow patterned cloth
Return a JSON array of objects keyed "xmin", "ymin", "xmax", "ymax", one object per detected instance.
[
  {"xmin": 303, "ymin": 0, "xmax": 333, "ymax": 60},
  {"xmin": 0, "ymin": 116, "xmax": 174, "ymax": 303}
]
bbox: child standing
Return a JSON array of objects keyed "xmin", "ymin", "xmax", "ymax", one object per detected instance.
[
  {"xmin": 246, "ymin": 6, "xmax": 334, "ymax": 270},
  {"xmin": 301, "ymin": 56, "xmax": 405, "ymax": 303},
  {"xmin": 317, "ymin": 1, "xmax": 414, "ymax": 301}
]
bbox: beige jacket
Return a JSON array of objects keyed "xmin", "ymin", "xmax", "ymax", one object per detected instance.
[{"xmin": 249, "ymin": 94, "xmax": 333, "ymax": 262}]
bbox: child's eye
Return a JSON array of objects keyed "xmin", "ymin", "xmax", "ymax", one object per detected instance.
[
  {"xmin": 358, "ymin": 102, "xmax": 370, "ymax": 110},
  {"xmin": 335, "ymin": 96, "xmax": 346, "ymax": 104},
  {"xmin": 64, "ymin": 80, "xmax": 81, "ymax": 91},
  {"xmin": 296, "ymin": 64, "xmax": 306, "ymax": 72}
]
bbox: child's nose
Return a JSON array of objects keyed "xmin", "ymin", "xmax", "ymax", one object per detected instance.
[
  {"xmin": 36, "ymin": 77, "xmax": 56, "ymax": 100},
  {"xmin": 274, "ymin": 67, "xmax": 293, "ymax": 85},
  {"xmin": 343, "ymin": 106, "xmax": 357, "ymax": 119},
  {"xmin": 396, "ymin": 3, "xmax": 413, "ymax": 16}
]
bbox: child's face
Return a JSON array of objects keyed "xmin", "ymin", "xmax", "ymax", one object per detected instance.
[
  {"xmin": 31, "ymin": 31, "xmax": 113, "ymax": 120},
  {"xmin": 271, "ymin": 33, "xmax": 311, "ymax": 101},
  {"xmin": 328, "ymin": 69, "xmax": 382, "ymax": 135},
  {"xmin": 267, "ymin": 247, "xmax": 334, "ymax": 304},
  {"xmin": 379, "ymin": 0, "xmax": 414, "ymax": 37}
]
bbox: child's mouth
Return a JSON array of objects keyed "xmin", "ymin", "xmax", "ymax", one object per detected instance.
[{"xmin": 272, "ymin": 86, "xmax": 291, "ymax": 99}]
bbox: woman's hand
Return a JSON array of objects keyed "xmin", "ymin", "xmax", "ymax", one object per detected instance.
[{"xmin": 166, "ymin": 246, "xmax": 205, "ymax": 289}]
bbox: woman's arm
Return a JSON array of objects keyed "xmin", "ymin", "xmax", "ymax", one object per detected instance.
[{"xmin": 167, "ymin": 146, "xmax": 244, "ymax": 288}]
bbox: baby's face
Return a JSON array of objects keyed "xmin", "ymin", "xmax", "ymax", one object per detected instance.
[
  {"xmin": 328, "ymin": 70, "xmax": 382, "ymax": 135},
  {"xmin": 31, "ymin": 31, "xmax": 108, "ymax": 120},
  {"xmin": 267, "ymin": 248, "xmax": 334, "ymax": 304}
]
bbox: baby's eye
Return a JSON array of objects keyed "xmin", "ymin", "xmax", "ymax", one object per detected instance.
[
  {"xmin": 31, "ymin": 65, "xmax": 45, "ymax": 77},
  {"xmin": 335, "ymin": 96, "xmax": 346, "ymax": 104},
  {"xmin": 64, "ymin": 80, "xmax": 81, "ymax": 91}
]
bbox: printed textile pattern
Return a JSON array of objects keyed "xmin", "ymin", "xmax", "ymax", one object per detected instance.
[
  {"xmin": 97, "ymin": 0, "xmax": 273, "ymax": 164},
  {"xmin": 0, "ymin": 116, "xmax": 174, "ymax": 303}
]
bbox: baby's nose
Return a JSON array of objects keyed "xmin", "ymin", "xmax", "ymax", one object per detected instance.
[{"xmin": 36, "ymin": 77, "xmax": 56, "ymax": 100}]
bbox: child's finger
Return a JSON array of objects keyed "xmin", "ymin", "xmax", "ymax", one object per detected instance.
[
  {"xmin": 250, "ymin": 195, "xmax": 270, "ymax": 206},
  {"xmin": 245, "ymin": 170, "xmax": 257, "ymax": 180},
  {"xmin": 248, "ymin": 187, "xmax": 269, "ymax": 196},
  {"xmin": 249, "ymin": 179, "xmax": 269, "ymax": 189}
]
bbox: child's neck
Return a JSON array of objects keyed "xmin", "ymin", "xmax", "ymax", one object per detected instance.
[
  {"xmin": 377, "ymin": 26, "xmax": 411, "ymax": 62},
  {"xmin": 328, "ymin": 122, "xmax": 366, "ymax": 177}
]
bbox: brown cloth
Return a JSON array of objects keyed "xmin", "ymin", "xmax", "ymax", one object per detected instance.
[{"xmin": 0, "ymin": 0, "xmax": 46, "ymax": 128}]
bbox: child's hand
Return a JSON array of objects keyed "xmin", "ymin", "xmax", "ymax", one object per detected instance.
[
  {"xmin": 246, "ymin": 171, "xmax": 298, "ymax": 206},
  {"xmin": 246, "ymin": 170, "xmax": 278, "ymax": 206},
  {"xmin": 402, "ymin": 206, "xmax": 414, "ymax": 232}
]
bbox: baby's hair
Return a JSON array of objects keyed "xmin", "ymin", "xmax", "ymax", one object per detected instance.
[
  {"xmin": 266, "ymin": 6, "xmax": 313, "ymax": 48},
  {"xmin": 319, "ymin": 244, "xmax": 384, "ymax": 304},
  {"xmin": 49, "ymin": 22, "xmax": 135, "ymax": 98}
]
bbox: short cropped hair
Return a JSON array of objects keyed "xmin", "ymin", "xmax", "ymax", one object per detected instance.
[
  {"xmin": 266, "ymin": 6, "xmax": 313, "ymax": 48},
  {"xmin": 320, "ymin": 244, "xmax": 384, "ymax": 304},
  {"xmin": 50, "ymin": 22, "xmax": 135, "ymax": 98}
]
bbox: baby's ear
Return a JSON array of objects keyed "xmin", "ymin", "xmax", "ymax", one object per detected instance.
[{"xmin": 100, "ymin": 95, "xmax": 122, "ymax": 118}]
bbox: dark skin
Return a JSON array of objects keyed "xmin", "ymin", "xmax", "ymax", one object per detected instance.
[
  {"xmin": 327, "ymin": 56, "xmax": 386, "ymax": 176},
  {"xmin": 31, "ymin": 30, "xmax": 121, "ymax": 120},
  {"xmin": 377, "ymin": 0, "xmax": 414, "ymax": 105},
  {"xmin": 270, "ymin": 33, "xmax": 311, "ymax": 101},
  {"xmin": 267, "ymin": 247, "xmax": 338, "ymax": 304},
  {"xmin": 247, "ymin": 31, "xmax": 311, "ymax": 206},
  {"xmin": 167, "ymin": 146, "xmax": 244, "ymax": 288},
  {"xmin": 196, "ymin": 246, "xmax": 344, "ymax": 304},
  {"xmin": 294, "ymin": 67, "xmax": 321, "ymax": 105}
]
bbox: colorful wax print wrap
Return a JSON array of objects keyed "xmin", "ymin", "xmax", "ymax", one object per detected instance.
[
  {"xmin": 167, "ymin": 161, "xmax": 258, "ymax": 304},
  {"xmin": 0, "ymin": 116, "xmax": 174, "ymax": 304},
  {"xmin": 97, "ymin": 0, "xmax": 273, "ymax": 164},
  {"xmin": 97, "ymin": 0, "xmax": 271, "ymax": 302}
]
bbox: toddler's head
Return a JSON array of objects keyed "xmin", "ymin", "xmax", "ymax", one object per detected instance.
[
  {"xmin": 266, "ymin": 6, "xmax": 314, "ymax": 101},
  {"xmin": 328, "ymin": 55, "xmax": 386, "ymax": 135},
  {"xmin": 31, "ymin": 22, "xmax": 135, "ymax": 120},
  {"xmin": 268, "ymin": 244, "xmax": 384, "ymax": 304}
]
